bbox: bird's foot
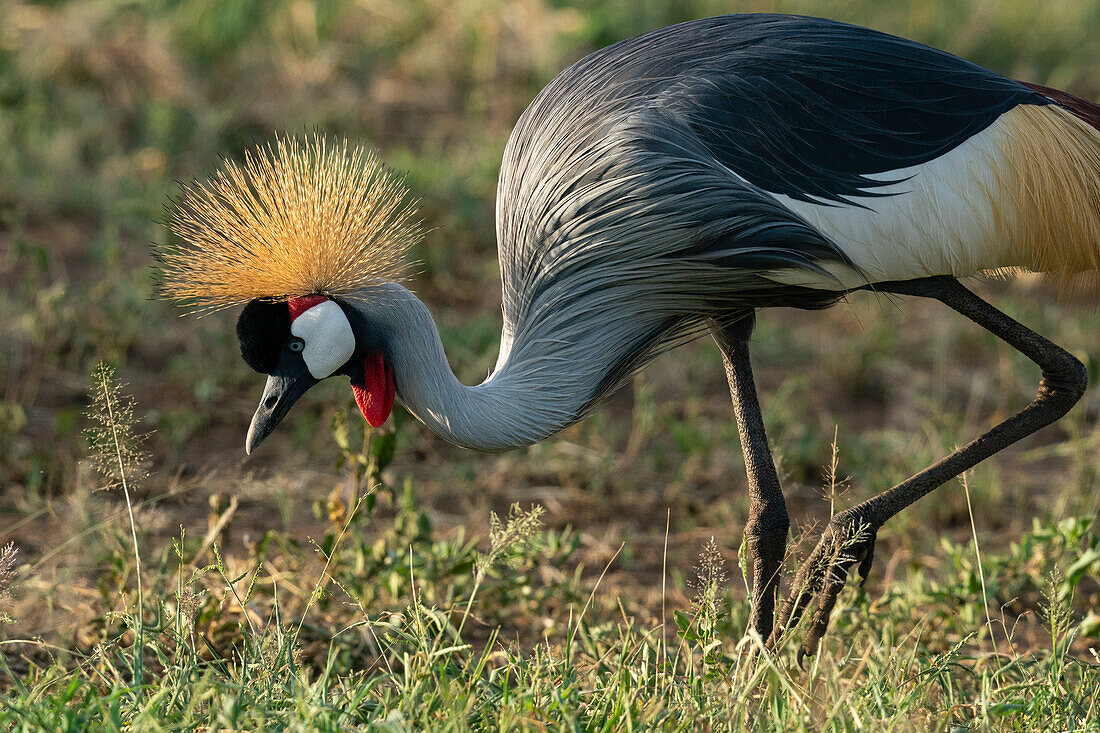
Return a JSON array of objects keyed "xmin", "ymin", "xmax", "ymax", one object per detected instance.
[
  {"xmin": 766, "ymin": 510, "xmax": 879, "ymax": 666},
  {"xmin": 743, "ymin": 504, "xmax": 790, "ymax": 643}
]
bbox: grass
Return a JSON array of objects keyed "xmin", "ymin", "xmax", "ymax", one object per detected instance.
[
  {"xmin": 1, "ymin": 383, "xmax": 1098, "ymax": 729},
  {"xmin": 2, "ymin": 0, "xmax": 1100, "ymax": 729}
]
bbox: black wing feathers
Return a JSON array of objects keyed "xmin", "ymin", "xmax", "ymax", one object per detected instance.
[{"xmin": 563, "ymin": 15, "xmax": 1047, "ymax": 204}]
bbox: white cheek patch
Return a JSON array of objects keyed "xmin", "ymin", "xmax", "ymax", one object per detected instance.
[{"xmin": 290, "ymin": 300, "xmax": 356, "ymax": 379}]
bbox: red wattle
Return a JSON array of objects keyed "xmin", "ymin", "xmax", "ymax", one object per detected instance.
[{"xmin": 351, "ymin": 352, "xmax": 395, "ymax": 427}]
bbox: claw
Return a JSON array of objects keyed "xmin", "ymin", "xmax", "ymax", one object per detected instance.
[
  {"xmin": 857, "ymin": 535, "xmax": 876, "ymax": 587},
  {"xmin": 770, "ymin": 513, "xmax": 880, "ymax": 661}
]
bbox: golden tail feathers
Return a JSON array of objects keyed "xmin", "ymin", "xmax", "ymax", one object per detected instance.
[{"xmin": 993, "ymin": 94, "xmax": 1100, "ymax": 291}]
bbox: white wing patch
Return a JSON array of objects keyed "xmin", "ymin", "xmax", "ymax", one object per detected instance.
[
  {"xmin": 764, "ymin": 113, "xmax": 1014, "ymax": 289},
  {"xmin": 291, "ymin": 299, "xmax": 356, "ymax": 379}
]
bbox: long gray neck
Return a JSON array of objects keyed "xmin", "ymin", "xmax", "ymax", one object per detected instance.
[{"xmin": 352, "ymin": 283, "xmax": 594, "ymax": 451}]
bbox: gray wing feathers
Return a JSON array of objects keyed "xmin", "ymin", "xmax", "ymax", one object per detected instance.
[{"xmin": 493, "ymin": 101, "xmax": 851, "ymax": 412}]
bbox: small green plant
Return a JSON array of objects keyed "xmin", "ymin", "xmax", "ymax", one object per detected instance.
[
  {"xmin": 820, "ymin": 425, "xmax": 850, "ymax": 519},
  {"xmin": 1039, "ymin": 569, "xmax": 1075, "ymax": 685},
  {"xmin": 84, "ymin": 362, "xmax": 150, "ymax": 691},
  {"xmin": 462, "ymin": 502, "xmax": 546, "ymax": 635},
  {"xmin": 676, "ymin": 536, "xmax": 731, "ymax": 681}
]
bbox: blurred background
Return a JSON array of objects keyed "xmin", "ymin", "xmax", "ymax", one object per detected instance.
[{"xmin": 1, "ymin": 0, "xmax": 1099, "ymax": 658}]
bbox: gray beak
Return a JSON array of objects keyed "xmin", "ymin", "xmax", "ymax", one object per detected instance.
[{"xmin": 245, "ymin": 367, "xmax": 316, "ymax": 455}]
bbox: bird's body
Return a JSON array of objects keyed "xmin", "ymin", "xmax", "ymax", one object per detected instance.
[
  {"xmin": 480, "ymin": 14, "xmax": 1100, "ymax": 446},
  {"xmin": 502, "ymin": 15, "xmax": 1100, "ymax": 292},
  {"xmin": 160, "ymin": 14, "xmax": 1098, "ymax": 658}
]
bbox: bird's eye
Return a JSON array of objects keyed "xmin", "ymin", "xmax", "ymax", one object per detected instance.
[{"xmin": 287, "ymin": 338, "xmax": 305, "ymax": 352}]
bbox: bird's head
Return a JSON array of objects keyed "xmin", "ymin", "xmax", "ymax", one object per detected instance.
[
  {"xmin": 236, "ymin": 294, "xmax": 396, "ymax": 454},
  {"xmin": 154, "ymin": 134, "xmax": 418, "ymax": 453}
]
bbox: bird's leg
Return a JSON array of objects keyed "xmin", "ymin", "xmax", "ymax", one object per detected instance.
[
  {"xmin": 771, "ymin": 277, "xmax": 1087, "ymax": 664},
  {"xmin": 712, "ymin": 311, "xmax": 790, "ymax": 642}
]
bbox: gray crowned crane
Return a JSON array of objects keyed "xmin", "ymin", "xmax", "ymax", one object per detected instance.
[{"xmin": 156, "ymin": 14, "xmax": 1100, "ymax": 661}]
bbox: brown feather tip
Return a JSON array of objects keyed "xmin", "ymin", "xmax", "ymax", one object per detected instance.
[{"xmin": 157, "ymin": 134, "xmax": 421, "ymax": 314}]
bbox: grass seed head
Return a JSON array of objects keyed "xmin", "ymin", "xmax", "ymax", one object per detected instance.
[
  {"xmin": 691, "ymin": 536, "xmax": 728, "ymax": 622},
  {"xmin": 84, "ymin": 363, "xmax": 150, "ymax": 493},
  {"xmin": 0, "ymin": 542, "xmax": 18, "ymax": 624},
  {"xmin": 476, "ymin": 503, "xmax": 546, "ymax": 575},
  {"xmin": 1039, "ymin": 568, "xmax": 1074, "ymax": 643}
]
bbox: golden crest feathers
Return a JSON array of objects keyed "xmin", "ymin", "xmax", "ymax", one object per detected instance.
[{"xmin": 157, "ymin": 134, "xmax": 420, "ymax": 313}]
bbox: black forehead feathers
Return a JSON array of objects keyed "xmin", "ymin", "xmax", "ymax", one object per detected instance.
[{"xmin": 236, "ymin": 299, "xmax": 290, "ymax": 374}]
